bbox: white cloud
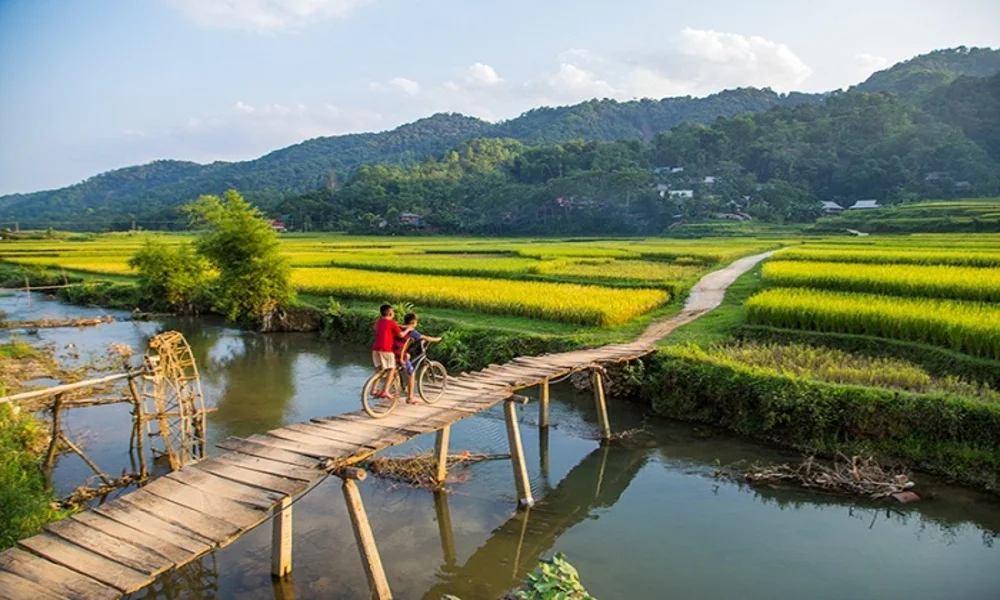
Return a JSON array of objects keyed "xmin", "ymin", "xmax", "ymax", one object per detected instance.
[
  {"xmin": 388, "ymin": 77, "xmax": 420, "ymax": 96},
  {"xmin": 167, "ymin": 0, "xmax": 368, "ymax": 33},
  {"xmin": 367, "ymin": 28, "xmax": 813, "ymax": 122},
  {"xmin": 464, "ymin": 63, "xmax": 503, "ymax": 86},
  {"xmin": 854, "ymin": 53, "xmax": 890, "ymax": 76}
]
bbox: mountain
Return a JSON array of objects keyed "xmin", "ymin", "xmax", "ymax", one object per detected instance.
[
  {"xmin": 855, "ymin": 46, "xmax": 1000, "ymax": 96},
  {"xmin": 1, "ymin": 46, "xmax": 998, "ymax": 229},
  {"xmin": 923, "ymin": 72, "xmax": 1000, "ymax": 162}
]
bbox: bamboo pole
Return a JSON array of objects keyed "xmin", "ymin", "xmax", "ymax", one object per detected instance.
[
  {"xmin": 42, "ymin": 394, "xmax": 63, "ymax": 478},
  {"xmin": 433, "ymin": 426, "xmax": 450, "ymax": 486},
  {"xmin": 591, "ymin": 369, "xmax": 611, "ymax": 442},
  {"xmin": 271, "ymin": 497, "xmax": 293, "ymax": 579},
  {"xmin": 125, "ymin": 370, "xmax": 148, "ymax": 478},
  {"xmin": 60, "ymin": 434, "xmax": 112, "ymax": 486},
  {"xmin": 504, "ymin": 397, "xmax": 534, "ymax": 509},
  {"xmin": 339, "ymin": 469, "xmax": 392, "ymax": 600},
  {"xmin": 0, "ymin": 372, "xmax": 131, "ymax": 405},
  {"xmin": 539, "ymin": 377, "xmax": 550, "ymax": 429}
]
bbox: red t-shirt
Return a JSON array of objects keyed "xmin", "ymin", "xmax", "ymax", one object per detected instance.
[{"xmin": 372, "ymin": 318, "xmax": 402, "ymax": 352}]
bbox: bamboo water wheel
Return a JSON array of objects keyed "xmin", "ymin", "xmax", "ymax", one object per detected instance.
[{"xmin": 141, "ymin": 331, "xmax": 207, "ymax": 470}]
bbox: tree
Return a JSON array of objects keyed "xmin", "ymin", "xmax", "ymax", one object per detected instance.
[
  {"xmin": 186, "ymin": 190, "xmax": 295, "ymax": 327},
  {"xmin": 128, "ymin": 240, "xmax": 211, "ymax": 313}
]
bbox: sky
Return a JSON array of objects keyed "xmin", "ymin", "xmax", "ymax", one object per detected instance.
[{"xmin": 1, "ymin": 0, "xmax": 998, "ymax": 195}]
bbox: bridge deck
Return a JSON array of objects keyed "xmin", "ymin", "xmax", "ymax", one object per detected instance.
[{"xmin": 0, "ymin": 251, "xmax": 774, "ymax": 600}]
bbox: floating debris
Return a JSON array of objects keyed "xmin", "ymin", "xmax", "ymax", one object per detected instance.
[
  {"xmin": 365, "ymin": 451, "xmax": 509, "ymax": 489},
  {"xmin": 721, "ymin": 454, "xmax": 916, "ymax": 501}
]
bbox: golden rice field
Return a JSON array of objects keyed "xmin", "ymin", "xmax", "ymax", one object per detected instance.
[
  {"xmin": 762, "ymin": 260, "xmax": 1000, "ymax": 302},
  {"xmin": 290, "ymin": 267, "xmax": 669, "ymax": 326},
  {"xmin": 772, "ymin": 246, "xmax": 1000, "ymax": 267},
  {"xmin": 745, "ymin": 287, "xmax": 1000, "ymax": 360}
]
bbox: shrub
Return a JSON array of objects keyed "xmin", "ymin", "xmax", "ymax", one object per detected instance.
[{"xmin": 128, "ymin": 240, "xmax": 212, "ymax": 313}]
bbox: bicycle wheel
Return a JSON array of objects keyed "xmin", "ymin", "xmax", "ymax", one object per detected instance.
[
  {"xmin": 362, "ymin": 370, "xmax": 401, "ymax": 418},
  {"xmin": 418, "ymin": 361, "xmax": 448, "ymax": 404}
]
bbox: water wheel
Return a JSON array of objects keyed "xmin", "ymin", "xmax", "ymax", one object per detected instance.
[{"xmin": 141, "ymin": 331, "xmax": 207, "ymax": 470}]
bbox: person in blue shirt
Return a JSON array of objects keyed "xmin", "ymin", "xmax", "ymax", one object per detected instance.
[{"xmin": 392, "ymin": 312, "xmax": 442, "ymax": 404}]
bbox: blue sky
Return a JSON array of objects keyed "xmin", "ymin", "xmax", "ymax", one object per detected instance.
[{"xmin": 1, "ymin": 0, "xmax": 998, "ymax": 195}]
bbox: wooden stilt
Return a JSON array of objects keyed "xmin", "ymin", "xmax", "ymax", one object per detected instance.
[
  {"xmin": 591, "ymin": 369, "xmax": 611, "ymax": 442},
  {"xmin": 42, "ymin": 394, "xmax": 63, "ymax": 480},
  {"xmin": 271, "ymin": 496, "xmax": 293, "ymax": 579},
  {"xmin": 433, "ymin": 490, "xmax": 456, "ymax": 567},
  {"xmin": 433, "ymin": 426, "xmax": 450, "ymax": 487},
  {"xmin": 340, "ymin": 470, "xmax": 392, "ymax": 600},
  {"xmin": 539, "ymin": 426, "xmax": 550, "ymax": 488},
  {"xmin": 504, "ymin": 397, "xmax": 534, "ymax": 509},
  {"xmin": 539, "ymin": 377, "xmax": 550, "ymax": 428}
]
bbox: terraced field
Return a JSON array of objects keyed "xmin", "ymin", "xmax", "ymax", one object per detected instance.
[{"xmin": 0, "ymin": 234, "xmax": 782, "ymax": 327}]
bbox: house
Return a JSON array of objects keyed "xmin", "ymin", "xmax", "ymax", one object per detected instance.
[
  {"xmin": 671, "ymin": 167, "xmax": 684, "ymax": 174},
  {"xmin": 848, "ymin": 200, "xmax": 880, "ymax": 210},
  {"xmin": 654, "ymin": 183, "xmax": 670, "ymax": 198},
  {"xmin": 398, "ymin": 212, "xmax": 425, "ymax": 227},
  {"xmin": 703, "ymin": 176, "xmax": 717, "ymax": 185},
  {"xmin": 269, "ymin": 219, "xmax": 287, "ymax": 233},
  {"xmin": 669, "ymin": 189, "xmax": 694, "ymax": 200},
  {"xmin": 820, "ymin": 201, "xmax": 844, "ymax": 214}
]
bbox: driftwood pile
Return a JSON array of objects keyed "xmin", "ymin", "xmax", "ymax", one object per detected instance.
[
  {"xmin": 365, "ymin": 451, "xmax": 509, "ymax": 489},
  {"xmin": 0, "ymin": 314, "xmax": 113, "ymax": 330},
  {"xmin": 729, "ymin": 454, "xmax": 916, "ymax": 501}
]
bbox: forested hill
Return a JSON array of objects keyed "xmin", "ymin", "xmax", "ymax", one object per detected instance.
[
  {"xmin": 1, "ymin": 47, "xmax": 998, "ymax": 229},
  {"xmin": 855, "ymin": 47, "xmax": 1000, "ymax": 96}
]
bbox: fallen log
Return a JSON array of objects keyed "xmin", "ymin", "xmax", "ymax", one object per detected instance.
[{"xmin": 0, "ymin": 314, "xmax": 114, "ymax": 330}]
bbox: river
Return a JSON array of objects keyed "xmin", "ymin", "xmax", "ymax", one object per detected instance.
[{"xmin": 2, "ymin": 292, "xmax": 998, "ymax": 600}]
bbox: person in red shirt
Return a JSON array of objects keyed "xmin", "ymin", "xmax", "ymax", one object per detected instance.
[{"xmin": 371, "ymin": 303, "xmax": 411, "ymax": 399}]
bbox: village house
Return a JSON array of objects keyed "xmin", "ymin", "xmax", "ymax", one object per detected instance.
[
  {"xmin": 669, "ymin": 189, "xmax": 694, "ymax": 200},
  {"xmin": 848, "ymin": 199, "xmax": 880, "ymax": 210},
  {"xmin": 269, "ymin": 219, "xmax": 287, "ymax": 233},
  {"xmin": 398, "ymin": 212, "xmax": 425, "ymax": 227},
  {"xmin": 820, "ymin": 201, "xmax": 844, "ymax": 214}
]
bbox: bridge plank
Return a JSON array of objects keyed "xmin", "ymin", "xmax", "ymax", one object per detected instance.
[
  {"xmin": 218, "ymin": 437, "xmax": 322, "ymax": 468},
  {"xmin": 116, "ymin": 490, "xmax": 240, "ymax": 542},
  {"xmin": 247, "ymin": 433, "xmax": 348, "ymax": 460},
  {"xmin": 267, "ymin": 427, "xmax": 359, "ymax": 453},
  {"xmin": 0, "ymin": 548, "xmax": 116, "ymax": 600},
  {"xmin": 92, "ymin": 499, "xmax": 215, "ymax": 553},
  {"xmin": 44, "ymin": 518, "xmax": 171, "ymax": 576},
  {"xmin": 166, "ymin": 468, "xmax": 286, "ymax": 510},
  {"xmin": 213, "ymin": 452, "xmax": 322, "ymax": 482},
  {"xmin": 141, "ymin": 478, "xmax": 265, "ymax": 529},
  {"xmin": 18, "ymin": 533, "xmax": 150, "ymax": 593},
  {"xmin": 282, "ymin": 422, "xmax": 380, "ymax": 448},
  {"xmin": 68, "ymin": 512, "xmax": 191, "ymax": 564},
  {"xmin": 0, "ymin": 569, "xmax": 67, "ymax": 600},
  {"xmin": 195, "ymin": 459, "xmax": 308, "ymax": 495}
]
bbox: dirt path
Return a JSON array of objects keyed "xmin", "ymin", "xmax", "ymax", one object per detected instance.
[{"xmin": 636, "ymin": 250, "xmax": 777, "ymax": 345}]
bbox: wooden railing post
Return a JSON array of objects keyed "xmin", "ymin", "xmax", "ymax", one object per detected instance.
[
  {"xmin": 591, "ymin": 368, "xmax": 611, "ymax": 443},
  {"xmin": 433, "ymin": 426, "xmax": 450, "ymax": 487},
  {"xmin": 271, "ymin": 496, "xmax": 293, "ymax": 579},
  {"xmin": 539, "ymin": 377, "xmax": 550, "ymax": 429},
  {"xmin": 504, "ymin": 395, "xmax": 534, "ymax": 509},
  {"xmin": 338, "ymin": 468, "xmax": 392, "ymax": 600}
]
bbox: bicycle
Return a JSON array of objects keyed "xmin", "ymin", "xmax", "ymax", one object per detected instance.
[{"xmin": 361, "ymin": 338, "xmax": 448, "ymax": 418}]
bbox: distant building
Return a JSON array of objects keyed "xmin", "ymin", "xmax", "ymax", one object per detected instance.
[
  {"xmin": 269, "ymin": 219, "xmax": 287, "ymax": 233},
  {"xmin": 654, "ymin": 183, "xmax": 671, "ymax": 198},
  {"xmin": 653, "ymin": 166, "xmax": 685, "ymax": 175},
  {"xmin": 820, "ymin": 201, "xmax": 844, "ymax": 214},
  {"xmin": 703, "ymin": 176, "xmax": 717, "ymax": 185},
  {"xmin": 669, "ymin": 190, "xmax": 694, "ymax": 200},
  {"xmin": 671, "ymin": 167, "xmax": 684, "ymax": 174},
  {"xmin": 398, "ymin": 212, "xmax": 425, "ymax": 227},
  {"xmin": 848, "ymin": 200, "xmax": 880, "ymax": 210},
  {"xmin": 924, "ymin": 171, "xmax": 948, "ymax": 181}
]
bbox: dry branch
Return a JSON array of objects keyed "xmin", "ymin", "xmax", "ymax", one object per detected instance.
[
  {"xmin": 724, "ymin": 454, "xmax": 915, "ymax": 500},
  {"xmin": 365, "ymin": 451, "xmax": 510, "ymax": 489}
]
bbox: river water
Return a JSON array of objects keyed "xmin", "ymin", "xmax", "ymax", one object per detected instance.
[{"xmin": 2, "ymin": 292, "xmax": 999, "ymax": 600}]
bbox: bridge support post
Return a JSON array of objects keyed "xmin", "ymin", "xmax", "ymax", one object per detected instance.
[
  {"xmin": 591, "ymin": 368, "xmax": 611, "ymax": 443},
  {"xmin": 338, "ymin": 467, "xmax": 392, "ymax": 600},
  {"xmin": 271, "ymin": 496, "xmax": 293, "ymax": 579},
  {"xmin": 539, "ymin": 377, "xmax": 550, "ymax": 428},
  {"xmin": 504, "ymin": 395, "xmax": 534, "ymax": 509},
  {"xmin": 433, "ymin": 426, "xmax": 450, "ymax": 487}
]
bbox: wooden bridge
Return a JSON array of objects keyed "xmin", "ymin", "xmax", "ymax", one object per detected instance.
[{"xmin": 0, "ymin": 252, "xmax": 773, "ymax": 600}]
